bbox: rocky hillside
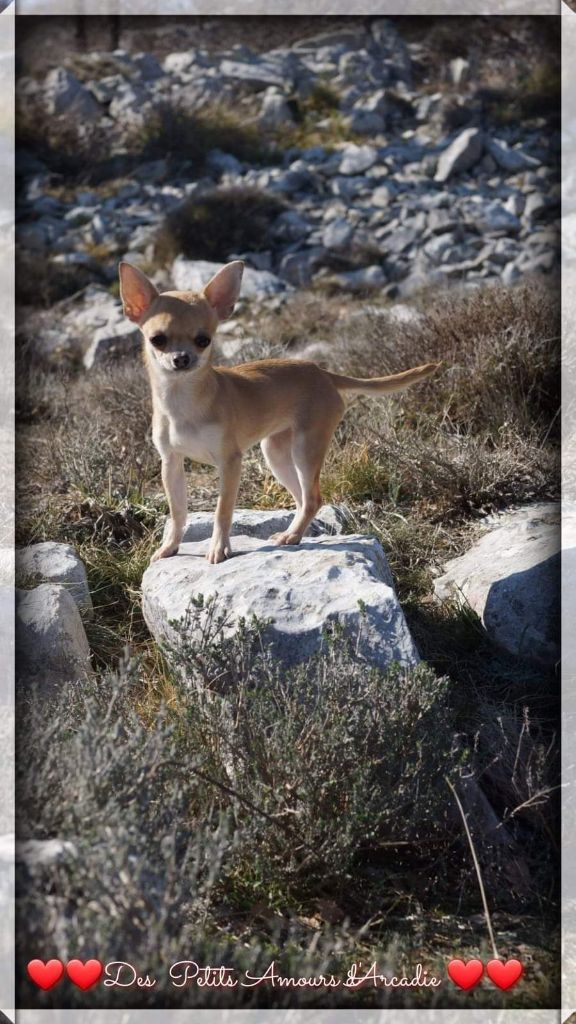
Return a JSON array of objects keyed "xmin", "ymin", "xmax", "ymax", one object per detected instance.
[{"xmin": 16, "ymin": 15, "xmax": 559, "ymax": 337}]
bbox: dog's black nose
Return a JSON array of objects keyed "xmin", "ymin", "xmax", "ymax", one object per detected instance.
[{"xmin": 173, "ymin": 352, "xmax": 191, "ymax": 370}]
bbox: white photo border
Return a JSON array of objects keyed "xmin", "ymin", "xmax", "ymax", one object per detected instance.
[{"xmin": 5, "ymin": 3, "xmax": 569, "ymax": 1023}]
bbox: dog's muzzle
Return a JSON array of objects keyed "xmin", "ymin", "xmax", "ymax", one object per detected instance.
[{"xmin": 172, "ymin": 352, "xmax": 193, "ymax": 370}]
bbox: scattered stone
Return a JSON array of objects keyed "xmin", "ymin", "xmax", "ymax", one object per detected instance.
[
  {"xmin": 523, "ymin": 191, "xmax": 549, "ymax": 222},
  {"xmin": 449, "ymin": 57, "xmax": 471, "ymax": 86},
  {"xmin": 434, "ymin": 504, "xmax": 559, "ymax": 668},
  {"xmin": 468, "ymin": 200, "xmax": 521, "ymax": 235},
  {"xmin": 17, "ymin": 25, "xmax": 559, "ymax": 300},
  {"xmin": 339, "ymin": 143, "xmax": 378, "ymax": 176},
  {"xmin": 332, "ymin": 265, "xmax": 386, "ymax": 292},
  {"xmin": 17, "ymin": 839, "xmax": 78, "ymax": 869},
  {"xmin": 505, "ymin": 192, "xmax": 526, "ymax": 218},
  {"xmin": 219, "ymin": 59, "xmax": 286, "ymax": 90},
  {"xmin": 132, "ymin": 52, "xmax": 165, "ymax": 82},
  {"xmin": 44, "ymin": 67, "xmax": 101, "ymax": 121},
  {"xmin": 371, "ymin": 183, "xmax": 395, "ymax": 208},
  {"xmin": 143, "ymin": 525, "xmax": 419, "ymax": 673},
  {"xmin": 16, "ymin": 542, "xmax": 93, "ymax": 617},
  {"xmin": 272, "ymin": 210, "xmax": 311, "ymax": 243},
  {"xmin": 83, "ymin": 312, "xmax": 141, "ymax": 368},
  {"xmin": 259, "ymin": 89, "xmax": 294, "ymax": 129},
  {"xmin": 434, "ymin": 128, "xmax": 484, "ymax": 183},
  {"xmin": 16, "ymin": 584, "xmax": 92, "ymax": 690},
  {"xmin": 485, "ymin": 137, "xmax": 540, "ymax": 173},
  {"xmin": 109, "ymin": 82, "xmax": 152, "ymax": 126},
  {"xmin": 427, "ymin": 208, "xmax": 460, "ymax": 235},
  {"xmin": 289, "ymin": 340, "xmax": 333, "ymax": 362},
  {"xmin": 206, "ymin": 149, "xmax": 243, "ymax": 177},
  {"xmin": 172, "ymin": 258, "xmax": 289, "ymax": 300},
  {"xmin": 163, "ymin": 52, "xmax": 197, "ymax": 76},
  {"xmin": 322, "ymin": 217, "xmax": 354, "ymax": 251},
  {"xmin": 348, "ymin": 107, "xmax": 385, "ymax": 135},
  {"xmin": 278, "ymin": 247, "xmax": 325, "ymax": 287},
  {"xmin": 381, "ymin": 226, "xmax": 418, "ymax": 255},
  {"xmin": 501, "ymin": 262, "xmax": 522, "ymax": 286}
]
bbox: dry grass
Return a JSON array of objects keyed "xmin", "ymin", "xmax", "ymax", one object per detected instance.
[{"xmin": 17, "ymin": 277, "xmax": 559, "ymax": 701}]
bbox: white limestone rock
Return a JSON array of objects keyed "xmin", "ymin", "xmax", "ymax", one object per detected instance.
[
  {"xmin": 16, "ymin": 584, "xmax": 92, "ymax": 690},
  {"xmin": 259, "ymin": 89, "xmax": 294, "ymax": 130},
  {"xmin": 16, "ymin": 542, "xmax": 93, "ymax": 617},
  {"xmin": 434, "ymin": 503, "xmax": 559, "ymax": 668},
  {"xmin": 172, "ymin": 258, "xmax": 289, "ymax": 300},
  {"xmin": 44, "ymin": 67, "xmax": 101, "ymax": 122},
  {"xmin": 434, "ymin": 128, "xmax": 484, "ymax": 183},
  {"xmin": 163, "ymin": 505, "xmax": 347, "ymax": 545},
  {"xmin": 143, "ymin": 526, "xmax": 419, "ymax": 673},
  {"xmin": 339, "ymin": 144, "xmax": 378, "ymax": 176}
]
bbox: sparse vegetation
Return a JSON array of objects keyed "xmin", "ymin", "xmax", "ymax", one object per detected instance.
[
  {"xmin": 276, "ymin": 79, "xmax": 358, "ymax": 151},
  {"xmin": 154, "ymin": 186, "xmax": 287, "ymax": 266},
  {"xmin": 16, "ymin": 249, "xmax": 106, "ymax": 308},
  {"xmin": 136, "ymin": 102, "xmax": 278, "ymax": 170},
  {"xmin": 17, "ymin": 608, "xmax": 559, "ymax": 1008},
  {"xmin": 17, "ymin": 99, "xmax": 276, "ymax": 187}
]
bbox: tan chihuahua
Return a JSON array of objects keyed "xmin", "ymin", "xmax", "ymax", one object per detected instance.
[{"xmin": 119, "ymin": 260, "xmax": 440, "ymax": 564}]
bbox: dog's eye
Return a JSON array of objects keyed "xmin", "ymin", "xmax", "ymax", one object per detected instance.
[
  {"xmin": 196, "ymin": 334, "xmax": 211, "ymax": 349},
  {"xmin": 150, "ymin": 333, "xmax": 167, "ymax": 349}
]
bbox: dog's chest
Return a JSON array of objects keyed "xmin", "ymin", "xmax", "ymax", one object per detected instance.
[{"xmin": 168, "ymin": 418, "xmax": 223, "ymax": 466}]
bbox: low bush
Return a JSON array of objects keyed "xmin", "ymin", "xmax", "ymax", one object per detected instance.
[
  {"xmin": 16, "ymin": 249, "xmax": 106, "ymax": 308},
  {"xmin": 154, "ymin": 186, "xmax": 287, "ymax": 266},
  {"xmin": 17, "ymin": 607, "xmax": 559, "ymax": 1008},
  {"xmin": 19, "ymin": 607, "xmax": 553, "ymax": 1008},
  {"xmin": 137, "ymin": 102, "xmax": 276, "ymax": 169}
]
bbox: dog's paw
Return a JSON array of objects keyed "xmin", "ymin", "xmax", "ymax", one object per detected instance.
[
  {"xmin": 271, "ymin": 531, "xmax": 302, "ymax": 547},
  {"xmin": 150, "ymin": 544, "xmax": 179, "ymax": 563},
  {"xmin": 206, "ymin": 542, "xmax": 232, "ymax": 564}
]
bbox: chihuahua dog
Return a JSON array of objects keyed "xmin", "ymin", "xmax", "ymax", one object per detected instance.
[{"xmin": 119, "ymin": 260, "xmax": 440, "ymax": 564}]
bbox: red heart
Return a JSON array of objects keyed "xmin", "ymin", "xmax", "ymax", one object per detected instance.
[
  {"xmin": 66, "ymin": 959, "xmax": 103, "ymax": 990},
  {"xmin": 447, "ymin": 958, "xmax": 484, "ymax": 990},
  {"xmin": 27, "ymin": 959, "xmax": 64, "ymax": 990},
  {"xmin": 486, "ymin": 958, "xmax": 523, "ymax": 991}
]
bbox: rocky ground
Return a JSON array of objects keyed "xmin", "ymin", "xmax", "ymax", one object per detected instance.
[
  {"xmin": 15, "ymin": 16, "xmax": 560, "ymax": 1011},
  {"xmin": 16, "ymin": 16, "xmax": 559, "ymax": 348}
]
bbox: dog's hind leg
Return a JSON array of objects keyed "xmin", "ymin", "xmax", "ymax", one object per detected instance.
[
  {"xmin": 261, "ymin": 429, "xmax": 302, "ymax": 510},
  {"xmin": 270, "ymin": 425, "xmax": 334, "ymax": 546}
]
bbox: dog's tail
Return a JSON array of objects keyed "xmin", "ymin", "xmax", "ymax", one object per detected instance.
[{"xmin": 326, "ymin": 361, "xmax": 441, "ymax": 397}]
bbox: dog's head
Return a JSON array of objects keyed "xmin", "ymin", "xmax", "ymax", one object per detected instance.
[{"xmin": 118, "ymin": 261, "xmax": 244, "ymax": 375}]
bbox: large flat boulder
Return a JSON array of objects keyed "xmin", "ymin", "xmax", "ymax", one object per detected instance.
[
  {"xmin": 434, "ymin": 503, "xmax": 559, "ymax": 668},
  {"xmin": 163, "ymin": 505, "xmax": 349, "ymax": 545},
  {"xmin": 143, "ymin": 526, "xmax": 419, "ymax": 673}
]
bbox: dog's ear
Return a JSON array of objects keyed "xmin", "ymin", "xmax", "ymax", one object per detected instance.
[
  {"xmin": 203, "ymin": 261, "xmax": 244, "ymax": 321},
  {"xmin": 119, "ymin": 262, "xmax": 159, "ymax": 323}
]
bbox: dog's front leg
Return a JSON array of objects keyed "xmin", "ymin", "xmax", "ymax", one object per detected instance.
[
  {"xmin": 207, "ymin": 452, "xmax": 242, "ymax": 564},
  {"xmin": 151, "ymin": 453, "xmax": 187, "ymax": 562}
]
